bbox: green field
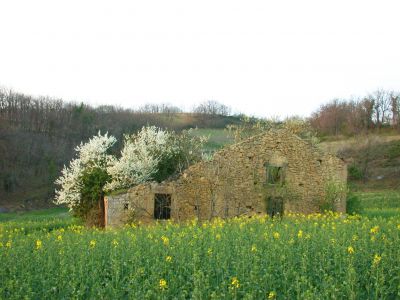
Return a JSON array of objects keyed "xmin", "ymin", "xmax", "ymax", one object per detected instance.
[
  {"xmin": 189, "ymin": 128, "xmax": 234, "ymax": 151},
  {"xmin": 353, "ymin": 191, "xmax": 400, "ymax": 219},
  {"xmin": 1, "ymin": 191, "xmax": 399, "ymax": 299}
]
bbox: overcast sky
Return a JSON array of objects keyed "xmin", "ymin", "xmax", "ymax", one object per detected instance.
[{"xmin": 0, "ymin": 0, "xmax": 399, "ymax": 117}]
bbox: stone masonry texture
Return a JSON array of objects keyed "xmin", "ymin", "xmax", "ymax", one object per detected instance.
[{"xmin": 105, "ymin": 129, "xmax": 347, "ymax": 227}]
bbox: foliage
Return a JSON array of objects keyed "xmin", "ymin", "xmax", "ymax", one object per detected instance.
[
  {"xmin": 318, "ymin": 181, "xmax": 347, "ymax": 212},
  {"xmin": 346, "ymin": 192, "xmax": 363, "ymax": 215},
  {"xmin": 226, "ymin": 116, "xmax": 319, "ymax": 145},
  {"xmin": 54, "ymin": 132, "xmax": 116, "ymax": 218},
  {"xmin": 104, "ymin": 126, "xmax": 171, "ymax": 191},
  {"xmin": 1, "ymin": 212, "xmax": 400, "ymax": 299},
  {"xmin": 348, "ymin": 163, "xmax": 365, "ymax": 180},
  {"xmin": 105, "ymin": 127, "xmax": 207, "ymax": 191},
  {"xmin": 226, "ymin": 116, "xmax": 274, "ymax": 143}
]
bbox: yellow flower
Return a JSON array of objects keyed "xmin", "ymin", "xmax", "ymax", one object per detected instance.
[
  {"xmin": 159, "ymin": 278, "xmax": 168, "ymax": 290},
  {"xmin": 207, "ymin": 248, "xmax": 213, "ymax": 256},
  {"xmin": 112, "ymin": 239, "xmax": 119, "ymax": 247},
  {"xmin": 273, "ymin": 232, "xmax": 280, "ymax": 239},
  {"xmin": 370, "ymin": 226, "xmax": 379, "ymax": 234},
  {"xmin": 251, "ymin": 245, "xmax": 257, "ymax": 252},
  {"xmin": 231, "ymin": 277, "xmax": 240, "ymax": 288},
  {"xmin": 268, "ymin": 291, "xmax": 277, "ymax": 299},
  {"xmin": 35, "ymin": 240, "xmax": 42, "ymax": 250},
  {"xmin": 6, "ymin": 241, "xmax": 11, "ymax": 248},
  {"xmin": 215, "ymin": 234, "xmax": 221, "ymax": 241},
  {"xmin": 373, "ymin": 254, "xmax": 382, "ymax": 266},
  {"xmin": 161, "ymin": 236, "xmax": 169, "ymax": 246},
  {"xmin": 347, "ymin": 246, "xmax": 354, "ymax": 254},
  {"xmin": 57, "ymin": 235, "xmax": 63, "ymax": 242},
  {"xmin": 352, "ymin": 235, "xmax": 358, "ymax": 241},
  {"xmin": 166, "ymin": 256, "xmax": 172, "ymax": 262},
  {"xmin": 89, "ymin": 240, "xmax": 96, "ymax": 248},
  {"xmin": 297, "ymin": 230, "xmax": 303, "ymax": 238}
]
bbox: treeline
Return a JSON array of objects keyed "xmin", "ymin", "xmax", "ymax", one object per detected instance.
[
  {"xmin": 310, "ymin": 89, "xmax": 400, "ymax": 136},
  {"xmin": 0, "ymin": 89, "xmax": 238, "ymax": 208}
]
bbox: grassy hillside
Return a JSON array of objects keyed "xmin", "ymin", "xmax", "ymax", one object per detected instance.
[{"xmin": 319, "ymin": 134, "xmax": 400, "ymax": 190}]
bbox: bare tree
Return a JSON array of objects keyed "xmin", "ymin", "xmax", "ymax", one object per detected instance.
[{"xmin": 193, "ymin": 100, "xmax": 231, "ymax": 116}]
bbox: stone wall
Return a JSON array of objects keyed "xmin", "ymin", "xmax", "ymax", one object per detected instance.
[{"xmin": 105, "ymin": 129, "xmax": 347, "ymax": 227}]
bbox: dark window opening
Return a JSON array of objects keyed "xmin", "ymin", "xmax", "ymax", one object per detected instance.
[
  {"xmin": 194, "ymin": 205, "xmax": 198, "ymax": 211},
  {"xmin": 298, "ymin": 183, "xmax": 304, "ymax": 187},
  {"xmin": 124, "ymin": 203, "xmax": 129, "ymax": 210},
  {"xmin": 246, "ymin": 205, "xmax": 253, "ymax": 210},
  {"xmin": 266, "ymin": 165, "xmax": 284, "ymax": 185},
  {"xmin": 317, "ymin": 159, "xmax": 322, "ymax": 166},
  {"xmin": 266, "ymin": 196, "xmax": 284, "ymax": 218},
  {"xmin": 154, "ymin": 194, "xmax": 171, "ymax": 220}
]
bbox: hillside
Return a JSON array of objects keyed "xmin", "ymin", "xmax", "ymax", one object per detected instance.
[
  {"xmin": 0, "ymin": 90, "xmax": 241, "ymax": 211},
  {"xmin": 319, "ymin": 135, "xmax": 400, "ymax": 190}
]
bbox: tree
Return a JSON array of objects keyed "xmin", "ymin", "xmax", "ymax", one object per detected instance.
[
  {"xmin": 193, "ymin": 100, "xmax": 231, "ymax": 116},
  {"xmin": 54, "ymin": 132, "xmax": 116, "ymax": 218},
  {"xmin": 370, "ymin": 89, "xmax": 392, "ymax": 128},
  {"xmin": 105, "ymin": 127, "xmax": 207, "ymax": 192}
]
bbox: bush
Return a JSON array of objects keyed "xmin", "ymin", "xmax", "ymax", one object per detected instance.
[
  {"xmin": 105, "ymin": 127, "xmax": 207, "ymax": 191},
  {"xmin": 54, "ymin": 132, "xmax": 116, "ymax": 221},
  {"xmin": 348, "ymin": 164, "xmax": 364, "ymax": 180},
  {"xmin": 346, "ymin": 193, "xmax": 363, "ymax": 215},
  {"xmin": 318, "ymin": 181, "xmax": 347, "ymax": 212}
]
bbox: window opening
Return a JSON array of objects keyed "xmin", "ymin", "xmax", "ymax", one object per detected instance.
[{"xmin": 266, "ymin": 165, "xmax": 284, "ymax": 185}]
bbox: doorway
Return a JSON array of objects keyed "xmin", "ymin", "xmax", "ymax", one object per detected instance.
[
  {"xmin": 154, "ymin": 193, "xmax": 171, "ymax": 219},
  {"xmin": 266, "ymin": 196, "xmax": 284, "ymax": 218}
]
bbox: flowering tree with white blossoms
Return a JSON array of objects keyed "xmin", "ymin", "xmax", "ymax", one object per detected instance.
[
  {"xmin": 105, "ymin": 126, "xmax": 207, "ymax": 191},
  {"xmin": 54, "ymin": 132, "xmax": 116, "ymax": 218},
  {"xmin": 105, "ymin": 126, "xmax": 172, "ymax": 191},
  {"xmin": 55, "ymin": 126, "xmax": 207, "ymax": 223}
]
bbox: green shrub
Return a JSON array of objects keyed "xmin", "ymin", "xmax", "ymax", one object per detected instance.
[
  {"xmin": 346, "ymin": 192, "xmax": 363, "ymax": 215},
  {"xmin": 318, "ymin": 181, "xmax": 347, "ymax": 212},
  {"xmin": 348, "ymin": 164, "xmax": 364, "ymax": 180}
]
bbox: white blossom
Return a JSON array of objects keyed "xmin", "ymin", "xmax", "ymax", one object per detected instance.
[
  {"xmin": 54, "ymin": 132, "xmax": 116, "ymax": 208},
  {"xmin": 105, "ymin": 126, "xmax": 172, "ymax": 191}
]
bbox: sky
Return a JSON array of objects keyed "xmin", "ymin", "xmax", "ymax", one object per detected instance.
[{"xmin": 0, "ymin": 0, "xmax": 399, "ymax": 118}]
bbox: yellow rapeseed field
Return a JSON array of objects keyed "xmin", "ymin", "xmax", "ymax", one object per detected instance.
[{"xmin": 1, "ymin": 212, "xmax": 399, "ymax": 299}]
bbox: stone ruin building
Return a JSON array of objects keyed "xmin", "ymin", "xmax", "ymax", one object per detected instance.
[{"xmin": 104, "ymin": 129, "xmax": 347, "ymax": 227}]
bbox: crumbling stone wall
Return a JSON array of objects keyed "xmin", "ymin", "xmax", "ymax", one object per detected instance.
[{"xmin": 105, "ymin": 129, "xmax": 347, "ymax": 227}]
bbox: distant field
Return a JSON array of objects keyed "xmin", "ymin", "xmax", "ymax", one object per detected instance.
[
  {"xmin": 353, "ymin": 190, "xmax": 400, "ymax": 218},
  {"xmin": 190, "ymin": 128, "xmax": 234, "ymax": 151},
  {"xmin": 0, "ymin": 207, "xmax": 70, "ymax": 222}
]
